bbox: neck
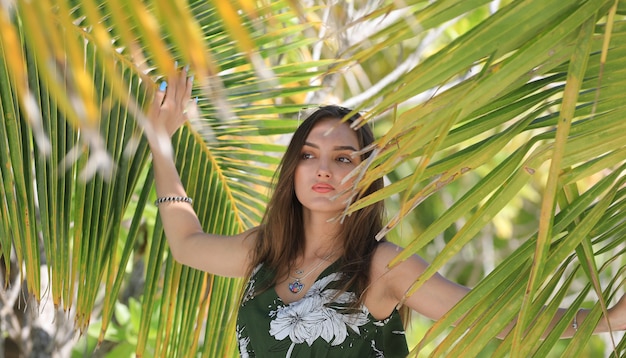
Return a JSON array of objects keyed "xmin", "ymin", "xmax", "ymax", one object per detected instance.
[{"xmin": 301, "ymin": 210, "xmax": 344, "ymax": 259}]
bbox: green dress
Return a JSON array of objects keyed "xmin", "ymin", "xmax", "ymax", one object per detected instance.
[{"xmin": 237, "ymin": 262, "xmax": 409, "ymax": 357}]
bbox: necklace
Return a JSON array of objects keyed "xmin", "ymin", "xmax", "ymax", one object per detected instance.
[{"xmin": 287, "ymin": 252, "xmax": 335, "ymax": 294}]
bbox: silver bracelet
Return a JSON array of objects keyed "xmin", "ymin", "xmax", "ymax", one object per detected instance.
[
  {"xmin": 572, "ymin": 309, "xmax": 580, "ymax": 331},
  {"xmin": 154, "ymin": 196, "xmax": 193, "ymax": 206}
]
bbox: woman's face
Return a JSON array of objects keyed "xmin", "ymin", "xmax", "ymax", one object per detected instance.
[{"xmin": 294, "ymin": 118, "xmax": 362, "ymax": 216}]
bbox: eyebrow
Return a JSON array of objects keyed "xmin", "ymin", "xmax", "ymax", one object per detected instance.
[{"xmin": 303, "ymin": 141, "xmax": 358, "ymax": 152}]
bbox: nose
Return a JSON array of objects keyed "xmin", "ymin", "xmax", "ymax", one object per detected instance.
[
  {"xmin": 316, "ymin": 160, "xmax": 331, "ymax": 178},
  {"xmin": 317, "ymin": 170, "xmax": 331, "ymax": 178}
]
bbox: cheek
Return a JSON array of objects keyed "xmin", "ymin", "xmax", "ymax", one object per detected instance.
[{"xmin": 336, "ymin": 166, "xmax": 356, "ymax": 186}]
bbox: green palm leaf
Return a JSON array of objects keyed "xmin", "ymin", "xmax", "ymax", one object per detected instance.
[{"xmin": 1, "ymin": 0, "xmax": 625, "ymax": 357}]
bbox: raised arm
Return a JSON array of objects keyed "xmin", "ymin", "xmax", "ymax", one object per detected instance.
[
  {"xmin": 143, "ymin": 68, "xmax": 255, "ymax": 278},
  {"xmin": 371, "ymin": 242, "xmax": 626, "ymax": 339}
]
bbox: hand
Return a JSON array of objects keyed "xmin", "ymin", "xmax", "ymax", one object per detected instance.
[{"xmin": 146, "ymin": 67, "xmax": 194, "ymax": 141}]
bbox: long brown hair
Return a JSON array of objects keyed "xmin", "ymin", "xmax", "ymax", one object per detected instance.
[{"xmin": 250, "ymin": 105, "xmax": 385, "ymax": 307}]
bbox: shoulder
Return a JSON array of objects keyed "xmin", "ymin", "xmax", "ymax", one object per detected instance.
[
  {"xmin": 372, "ymin": 241, "xmax": 403, "ymax": 261},
  {"xmin": 363, "ymin": 241, "xmax": 429, "ymax": 318},
  {"xmin": 371, "ymin": 242, "xmax": 432, "ymax": 297},
  {"xmin": 371, "ymin": 241, "xmax": 430, "ymax": 274}
]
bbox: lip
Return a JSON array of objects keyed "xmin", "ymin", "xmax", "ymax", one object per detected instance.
[{"xmin": 312, "ymin": 183, "xmax": 334, "ymax": 193}]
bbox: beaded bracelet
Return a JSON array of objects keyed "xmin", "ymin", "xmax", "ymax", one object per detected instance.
[{"xmin": 154, "ymin": 196, "xmax": 193, "ymax": 206}]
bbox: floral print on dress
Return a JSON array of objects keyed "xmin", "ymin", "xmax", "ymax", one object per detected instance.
[
  {"xmin": 237, "ymin": 325, "xmax": 252, "ymax": 358},
  {"xmin": 242, "ymin": 264, "xmax": 263, "ymax": 305},
  {"xmin": 269, "ymin": 273, "xmax": 369, "ymax": 354}
]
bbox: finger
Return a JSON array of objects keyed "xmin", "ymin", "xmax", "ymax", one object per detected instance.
[
  {"xmin": 184, "ymin": 97, "xmax": 199, "ymax": 122},
  {"xmin": 174, "ymin": 66, "xmax": 189, "ymax": 104},
  {"xmin": 148, "ymin": 82, "xmax": 167, "ymax": 116},
  {"xmin": 184, "ymin": 73, "xmax": 194, "ymax": 104},
  {"xmin": 163, "ymin": 70, "xmax": 179, "ymax": 108}
]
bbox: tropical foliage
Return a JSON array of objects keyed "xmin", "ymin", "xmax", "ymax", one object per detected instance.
[{"xmin": 1, "ymin": 0, "xmax": 625, "ymax": 357}]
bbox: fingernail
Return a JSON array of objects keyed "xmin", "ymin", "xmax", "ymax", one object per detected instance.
[
  {"xmin": 159, "ymin": 81, "xmax": 167, "ymax": 91},
  {"xmin": 184, "ymin": 64, "xmax": 190, "ymax": 72},
  {"xmin": 189, "ymin": 75, "xmax": 194, "ymax": 83},
  {"xmin": 194, "ymin": 96, "xmax": 198, "ymax": 104},
  {"xmin": 174, "ymin": 60, "xmax": 179, "ymax": 69}
]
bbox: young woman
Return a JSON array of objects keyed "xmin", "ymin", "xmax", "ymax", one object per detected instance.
[{"xmin": 145, "ymin": 69, "xmax": 626, "ymax": 357}]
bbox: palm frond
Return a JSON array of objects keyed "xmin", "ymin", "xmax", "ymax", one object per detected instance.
[{"xmin": 2, "ymin": 0, "xmax": 625, "ymax": 357}]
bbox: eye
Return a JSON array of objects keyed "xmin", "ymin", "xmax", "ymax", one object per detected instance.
[
  {"xmin": 301, "ymin": 152, "xmax": 314, "ymax": 160},
  {"xmin": 337, "ymin": 156, "xmax": 352, "ymax": 164}
]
